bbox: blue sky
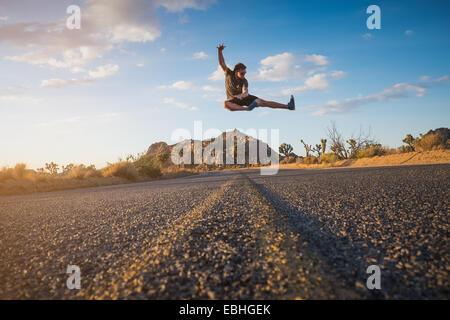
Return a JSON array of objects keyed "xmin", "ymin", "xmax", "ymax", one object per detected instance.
[{"xmin": 0, "ymin": 0, "xmax": 449, "ymax": 169}]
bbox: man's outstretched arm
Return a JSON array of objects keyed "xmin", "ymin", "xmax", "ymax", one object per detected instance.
[{"xmin": 217, "ymin": 43, "xmax": 228, "ymax": 73}]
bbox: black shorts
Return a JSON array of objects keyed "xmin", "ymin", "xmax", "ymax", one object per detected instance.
[{"xmin": 228, "ymin": 95, "xmax": 259, "ymax": 106}]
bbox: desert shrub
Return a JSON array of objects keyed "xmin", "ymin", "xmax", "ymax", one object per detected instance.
[
  {"xmin": 357, "ymin": 145, "xmax": 387, "ymax": 158},
  {"xmin": 68, "ymin": 164, "xmax": 102, "ymax": 179},
  {"xmin": 156, "ymin": 152, "xmax": 170, "ymax": 166},
  {"xmin": 399, "ymin": 145, "xmax": 413, "ymax": 153},
  {"xmin": 280, "ymin": 156, "xmax": 296, "ymax": 164},
  {"xmin": 384, "ymin": 148, "xmax": 400, "ymax": 155},
  {"xmin": 133, "ymin": 154, "xmax": 162, "ymax": 178},
  {"xmin": 0, "ymin": 167, "xmax": 13, "ymax": 182},
  {"xmin": 102, "ymin": 161, "xmax": 139, "ymax": 180},
  {"xmin": 320, "ymin": 153, "xmax": 339, "ymax": 163},
  {"xmin": 287, "ymin": 156, "xmax": 297, "ymax": 163},
  {"xmin": 26, "ymin": 172, "xmax": 49, "ymax": 183},
  {"xmin": 414, "ymin": 133, "xmax": 447, "ymax": 152},
  {"xmin": 196, "ymin": 163, "xmax": 210, "ymax": 172},
  {"xmin": 303, "ymin": 156, "xmax": 319, "ymax": 164},
  {"xmin": 62, "ymin": 164, "xmax": 75, "ymax": 174},
  {"xmin": 12, "ymin": 163, "xmax": 27, "ymax": 179},
  {"xmin": 0, "ymin": 163, "xmax": 29, "ymax": 182}
]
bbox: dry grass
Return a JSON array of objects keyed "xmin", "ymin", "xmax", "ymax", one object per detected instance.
[
  {"xmin": 102, "ymin": 161, "xmax": 139, "ymax": 180},
  {"xmin": 0, "ymin": 161, "xmax": 194, "ymax": 197},
  {"xmin": 68, "ymin": 164, "xmax": 102, "ymax": 179},
  {"xmin": 414, "ymin": 133, "xmax": 448, "ymax": 152},
  {"xmin": 0, "ymin": 176, "xmax": 130, "ymax": 196},
  {"xmin": 282, "ymin": 150, "xmax": 450, "ymax": 169},
  {"xmin": 280, "ymin": 156, "xmax": 296, "ymax": 164}
]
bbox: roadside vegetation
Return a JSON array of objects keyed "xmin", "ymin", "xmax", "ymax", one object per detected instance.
[
  {"xmin": 279, "ymin": 124, "xmax": 449, "ymax": 166},
  {"xmin": 0, "ymin": 151, "xmax": 193, "ymax": 196}
]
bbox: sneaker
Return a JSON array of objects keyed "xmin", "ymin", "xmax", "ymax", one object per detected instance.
[
  {"xmin": 287, "ymin": 95, "xmax": 295, "ymax": 110},
  {"xmin": 247, "ymin": 100, "xmax": 258, "ymax": 111}
]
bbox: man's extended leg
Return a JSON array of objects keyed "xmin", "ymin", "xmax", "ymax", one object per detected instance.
[
  {"xmin": 255, "ymin": 98, "xmax": 288, "ymax": 109},
  {"xmin": 223, "ymin": 100, "xmax": 249, "ymax": 111}
]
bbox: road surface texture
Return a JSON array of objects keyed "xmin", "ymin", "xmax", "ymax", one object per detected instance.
[{"xmin": 0, "ymin": 164, "xmax": 448, "ymax": 299}]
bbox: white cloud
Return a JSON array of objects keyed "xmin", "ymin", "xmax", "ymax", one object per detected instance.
[
  {"xmin": 41, "ymin": 64, "xmax": 119, "ymax": 89},
  {"xmin": 202, "ymin": 85, "xmax": 222, "ymax": 92},
  {"xmin": 281, "ymin": 71, "xmax": 346, "ymax": 95},
  {"xmin": 420, "ymin": 75, "xmax": 450, "ymax": 84},
  {"xmin": 156, "ymin": 0, "xmax": 214, "ymax": 12},
  {"xmin": 303, "ymin": 80, "xmax": 436, "ymax": 116},
  {"xmin": 160, "ymin": 47, "xmax": 167, "ymax": 52},
  {"xmin": 163, "ymin": 97, "xmax": 199, "ymax": 110},
  {"xmin": 158, "ymin": 81, "xmax": 222, "ymax": 93},
  {"xmin": 405, "ymin": 30, "xmax": 414, "ymax": 36},
  {"xmin": 330, "ymin": 70, "xmax": 346, "ymax": 79},
  {"xmin": 208, "ymin": 52, "xmax": 343, "ymax": 95},
  {"xmin": 254, "ymin": 52, "xmax": 329, "ymax": 82},
  {"xmin": 0, "ymin": 16, "xmax": 8, "ymax": 21},
  {"xmin": 136, "ymin": 63, "xmax": 145, "ymax": 67},
  {"xmin": 159, "ymin": 80, "xmax": 195, "ymax": 90},
  {"xmin": 88, "ymin": 64, "xmax": 119, "ymax": 79},
  {"xmin": 363, "ymin": 33, "xmax": 372, "ymax": 39},
  {"xmin": 208, "ymin": 52, "xmax": 347, "ymax": 99},
  {"xmin": 70, "ymin": 66, "xmax": 86, "ymax": 74},
  {"xmin": 0, "ymin": 0, "xmax": 214, "ymax": 69},
  {"xmin": 282, "ymin": 73, "xmax": 328, "ymax": 95},
  {"xmin": 209, "ymin": 65, "xmax": 226, "ymax": 81},
  {"xmin": 193, "ymin": 51, "xmax": 208, "ymax": 59},
  {"xmin": 41, "ymin": 78, "xmax": 78, "ymax": 89}
]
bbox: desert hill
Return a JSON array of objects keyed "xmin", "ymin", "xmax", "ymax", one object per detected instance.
[{"xmin": 146, "ymin": 129, "xmax": 278, "ymax": 168}]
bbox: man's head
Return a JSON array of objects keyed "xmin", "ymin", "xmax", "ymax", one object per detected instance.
[{"xmin": 233, "ymin": 62, "xmax": 247, "ymax": 79}]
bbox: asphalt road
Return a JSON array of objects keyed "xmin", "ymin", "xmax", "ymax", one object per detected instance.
[{"xmin": 0, "ymin": 164, "xmax": 448, "ymax": 299}]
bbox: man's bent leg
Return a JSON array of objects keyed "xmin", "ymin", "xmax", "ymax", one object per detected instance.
[
  {"xmin": 255, "ymin": 99, "xmax": 289, "ymax": 109},
  {"xmin": 223, "ymin": 101, "xmax": 249, "ymax": 111}
]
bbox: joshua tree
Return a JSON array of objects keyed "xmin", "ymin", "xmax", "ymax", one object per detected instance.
[
  {"xmin": 321, "ymin": 138, "xmax": 327, "ymax": 155},
  {"xmin": 45, "ymin": 162, "xmax": 59, "ymax": 175},
  {"xmin": 402, "ymin": 134, "xmax": 415, "ymax": 152},
  {"xmin": 312, "ymin": 144, "xmax": 322, "ymax": 157},
  {"xmin": 279, "ymin": 143, "xmax": 293, "ymax": 157},
  {"xmin": 347, "ymin": 139, "xmax": 358, "ymax": 158},
  {"xmin": 300, "ymin": 139, "xmax": 312, "ymax": 157},
  {"xmin": 62, "ymin": 163, "xmax": 74, "ymax": 174}
]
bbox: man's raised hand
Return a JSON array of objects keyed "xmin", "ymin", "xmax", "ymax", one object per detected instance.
[{"xmin": 217, "ymin": 43, "xmax": 226, "ymax": 51}]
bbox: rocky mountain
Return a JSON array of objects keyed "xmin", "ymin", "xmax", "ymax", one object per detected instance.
[{"xmin": 146, "ymin": 129, "xmax": 278, "ymax": 167}]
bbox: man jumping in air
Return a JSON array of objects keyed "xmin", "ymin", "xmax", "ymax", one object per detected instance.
[{"xmin": 217, "ymin": 43, "xmax": 295, "ymax": 111}]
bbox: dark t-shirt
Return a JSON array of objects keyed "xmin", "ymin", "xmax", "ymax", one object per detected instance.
[{"xmin": 225, "ymin": 67, "xmax": 248, "ymax": 100}]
